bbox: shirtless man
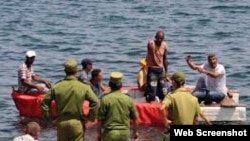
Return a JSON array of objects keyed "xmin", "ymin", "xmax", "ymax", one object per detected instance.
[{"xmin": 145, "ymin": 31, "xmax": 169, "ymax": 102}]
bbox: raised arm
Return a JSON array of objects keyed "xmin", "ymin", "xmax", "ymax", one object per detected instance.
[{"xmin": 185, "ymin": 55, "xmax": 199, "ymax": 70}]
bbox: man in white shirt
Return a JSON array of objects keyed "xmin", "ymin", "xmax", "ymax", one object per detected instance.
[{"xmin": 185, "ymin": 54, "xmax": 227, "ymax": 104}]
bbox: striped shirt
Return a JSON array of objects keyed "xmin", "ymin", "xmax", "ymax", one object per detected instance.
[{"xmin": 18, "ymin": 63, "xmax": 35, "ymax": 92}]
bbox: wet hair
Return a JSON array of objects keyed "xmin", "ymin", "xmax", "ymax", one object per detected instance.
[
  {"xmin": 25, "ymin": 121, "xmax": 41, "ymax": 137},
  {"xmin": 91, "ymin": 69, "xmax": 101, "ymax": 78}
]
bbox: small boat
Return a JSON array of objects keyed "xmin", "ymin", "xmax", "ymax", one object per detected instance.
[{"xmin": 11, "ymin": 86, "xmax": 246, "ymax": 127}]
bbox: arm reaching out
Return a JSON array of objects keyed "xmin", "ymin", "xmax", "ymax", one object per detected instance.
[{"xmin": 185, "ymin": 55, "xmax": 199, "ymax": 70}]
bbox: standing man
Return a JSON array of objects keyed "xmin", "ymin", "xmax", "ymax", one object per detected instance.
[
  {"xmin": 18, "ymin": 50, "xmax": 51, "ymax": 94},
  {"xmin": 97, "ymin": 71, "xmax": 139, "ymax": 141},
  {"xmin": 41, "ymin": 59, "xmax": 99, "ymax": 141},
  {"xmin": 145, "ymin": 31, "xmax": 169, "ymax": 102},
  {"xmin": 159, "ymin": 71, "xmax": 201, "ymax": 141},
  {"xmin": 185, "ymin": 54, "xmax": 227, "ymax": 104}
]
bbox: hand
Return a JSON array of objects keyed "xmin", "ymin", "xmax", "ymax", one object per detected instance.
[
  {"xmin": 44, "ymin": 80, "xmax": 52, "ymax": 89},
  {"xmin": 164, "ymin": 119, "xmax": 172, "ymax": 129},
  {"xmin": 185, "ymin": 55, "xmax": 192, "ymax": 62},
  {"xmin": 132, "ymin": 131, "xmax": 139, "ymax": 140},
  {"xmin": 36, "ymin": 85, "xmax": 44, "ymax": 92},
  {"xmin": 52, "ymin": 117, "xmax": 58, "ymax": 124}
]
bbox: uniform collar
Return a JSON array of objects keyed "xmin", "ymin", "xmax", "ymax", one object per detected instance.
[
  {"xmin": 173, "ymin": 87, "xmax": 187, "ymax": 92},
  {"xmin": 64, "ymin": 75, "xmax": 77, "ymax": 80},
  {"xmin": 110, "ymin": 90, "xmax": 122, "ymax": 94}
]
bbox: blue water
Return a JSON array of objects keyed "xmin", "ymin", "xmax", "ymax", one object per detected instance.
[{"xmin": 0, "ymin": 0, "xmax": 249, "ymax": 140}]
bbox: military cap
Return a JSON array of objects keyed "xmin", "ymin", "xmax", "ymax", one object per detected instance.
[
  {"xmin": 64, "ymin": 59, "xmax": 78, "ymax": 73},
  {"xmin": 109, "ymin": 71, "xmax": 123, "ymax": 84},
  {"xmin": 171, "ymin": 71, "xmax": 186, "ymax": 83}
]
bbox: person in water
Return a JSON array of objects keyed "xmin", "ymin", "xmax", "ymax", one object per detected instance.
[{"xmin": 13, "ymin": 121, "xmax": 41, "ymax": 141}]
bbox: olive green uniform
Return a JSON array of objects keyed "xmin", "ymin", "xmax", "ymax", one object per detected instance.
[
  {"xmin": 98, "ymin": 90, "xmax": 138, "ymax": 141},
  {"xmin": 41, "ymin": 76, "xmax": 99, "ymax": 141},
  {"xmin": 162, "ymin": 87, "xmax": 201, "ymax": 141}
]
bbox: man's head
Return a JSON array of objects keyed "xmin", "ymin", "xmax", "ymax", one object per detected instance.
[
  {"xmin": 109, "ymin": 71, "xmax": 123, "ymax": 90},
  {"xmin": 91, "ymin": 69, "xmax": 103, "ymax": 82},
  {"xmin": 25, "ymin": 50, "xmax": 36, "ymax": 66},
  {"xmin": 25, "ymin": 121, "xmax": 41, "ymax": 140},
  {"xmin": 64, "ymin": 59, "xmax": 78, "ymax": 74},
  {"xmin": 154, "ymin": 31, "xmax": 165, "ymax": 46},
  {"xmin": 81, "ymin": 58, "xmax": 93, "ymax": 72},
  {"xmin": 207, "ymin": 54, "xmax": 218, "ymax": 68},
  {"xmin": 171, "ymin": 71, "xmax": 186, "ymax": 89}
]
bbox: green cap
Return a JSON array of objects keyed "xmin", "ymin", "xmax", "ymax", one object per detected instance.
[
  {"xmin": 171, "ymin": 71, "xmax": 186, "ymax": 83},
  {"xmin": 109, "ymin": 71, "xmax": 123, "ymax": 84},
  {"xmin": 64, "ymin": 59, "xmax": 78, "ymax": 73}
]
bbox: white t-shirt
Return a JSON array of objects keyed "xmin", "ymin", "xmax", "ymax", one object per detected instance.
[
  {"xmin": 200, "ymin": 63, "xmax": 228, "ymax": 94},
  {"xmin": 13, "ymin": 134, "xmax": 37, "ymax": 141}
]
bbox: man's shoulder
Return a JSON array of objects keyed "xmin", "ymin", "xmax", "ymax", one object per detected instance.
[
  {"xmin": 217, "ymin": 63, "xmax": 225, "ymax": 68},
  {"xmin": 147, "ymin": 40, "xmax": 154, "ymax": 46},
  {"xmin": 162, "ymin": 41, "xmax": 168, "ymax": 48},
  {"xmin": 18, "ymin": 63, "xmax": 27, "ymax": 69},
  {"xmin": 13, "ymin": 134, "xmax": 35, "ymax": 141}
]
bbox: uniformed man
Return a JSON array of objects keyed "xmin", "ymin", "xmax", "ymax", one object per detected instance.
[
  {"xmin": 97, "ymin": 71, "xmax": 139, "ymax": 141},
  {"xmin": 41, "ymin": 59, "xmax": 99, "ymax": 141},
  {"xmin": 159, "ymin": 71, "xmax": 201, "ymax": 141}
]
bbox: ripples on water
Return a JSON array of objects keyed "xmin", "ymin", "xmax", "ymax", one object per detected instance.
[{"xmin": 0, "ymin": 0, "xmax": 250, "ymax": 140}]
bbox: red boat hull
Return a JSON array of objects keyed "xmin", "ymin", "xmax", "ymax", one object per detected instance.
[{"xmin": 12, "ymin": 86, "xmax": 168, "ymax": 127}]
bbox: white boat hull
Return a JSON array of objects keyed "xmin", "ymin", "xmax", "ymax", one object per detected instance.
[{"xmin": 121, "ymin": 86, "xmax": 246, "ymax": 122}]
